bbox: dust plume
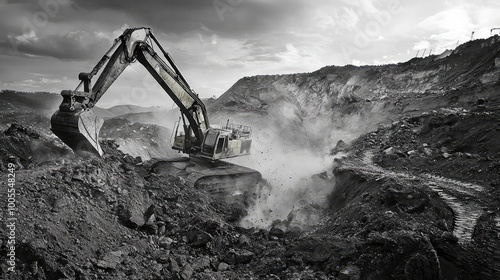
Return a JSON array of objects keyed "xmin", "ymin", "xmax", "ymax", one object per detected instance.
[
  {"xmin": 220, "ymin": 107, "xmax": 347, "ymax": 230},
  {"xmin": 234, "ymin": 148, "xmax": 345, "ymax": 230}
]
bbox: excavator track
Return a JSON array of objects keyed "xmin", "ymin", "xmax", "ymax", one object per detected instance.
[{"xmin": 151, "ymin": 156, "xmax": 262, "ymax": 196}]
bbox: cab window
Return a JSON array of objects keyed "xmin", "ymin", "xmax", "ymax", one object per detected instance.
[{"xmin": 215, "ymin": 137, "xmax": 225, "ymax": 154}]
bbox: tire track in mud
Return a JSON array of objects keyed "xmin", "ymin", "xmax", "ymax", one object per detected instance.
[
  {"xmin": 360, "ymin": 151, "xmax": 500, "ymax": 277},
  {"xmin": 420, "ymin": 173, "xmax": 486, "ymax": 243},
  {"xmin": 348, "ymin": 151, "xmax": 487, "ymax": 243},
  {"xmin": 423, "ymin": 173, "xmax": 484, "ymax": 194},
  {"xmin": 424, "ymin": 181, "xmax": 482, "ymax": 242}
]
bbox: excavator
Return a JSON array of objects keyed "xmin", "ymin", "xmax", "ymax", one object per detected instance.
[{"xmin": 50, "ymin": 27, "xmax": 261, "ymax": 193}]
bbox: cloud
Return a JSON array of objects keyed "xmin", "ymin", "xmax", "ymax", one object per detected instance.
[
  {"xmin": 414, "ymin": 4, "xmax": 500, "ymax": 53},
  {"xmin": 340, "ymin": 0, "xmax": 379, "ymax": 16},
  {"xmin": 2, "ymin": 29, "xmax": 109, "ymax": 60},
  {"xmin": 67, "ymin": 0, "xmax": 314, "ymax": 37},
  {"xmin": 338, "ymin": 7, "xmax": 361, "ymax": 30},
  {"xmin": 413, "ymin": 40, "xmax": 431, "ymax": 50},
  {"xmin": 12, "ymin": 29, "xmax": 38, "ymax": 44},
  {"xmin": 0, "ymin": 0, "xmax": 499, "ymax": 106},
  {"xmin": 313, "ymin": 9, "xmax": 337, "ymax": 30},
  {"xmin": 418, "ymin": 6, "xmax": 473, "ymax": 32},
  {"xmin": 2, "ymin": 74, "xmax": 70, "ymax": 90}
]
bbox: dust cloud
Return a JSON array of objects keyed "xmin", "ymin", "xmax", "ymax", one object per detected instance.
[{"xmin": 224, "ymin": 115, "xmax": 347, "ymax": 230}]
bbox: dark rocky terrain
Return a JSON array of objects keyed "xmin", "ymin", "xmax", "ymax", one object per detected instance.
[{"xmin": 0, "ymin": 36, "xmax": 499, "ymax": 279}]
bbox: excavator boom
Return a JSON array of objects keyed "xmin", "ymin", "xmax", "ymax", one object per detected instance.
[{"xmin": 51, "ymin": 27, "xmax": 208, "ymax": 156}]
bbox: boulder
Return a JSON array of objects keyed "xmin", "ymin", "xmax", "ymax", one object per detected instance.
[
  {"xmin": 224, "ymin": 249, "xmax": 255, "ymax": 265},
  {"xmin": 97, "ymin": 250, "xmax": 124, "ymax": 270},
  {"xmin": 338, "ymin": 265, "xmax": 361, "ymax": 280}
]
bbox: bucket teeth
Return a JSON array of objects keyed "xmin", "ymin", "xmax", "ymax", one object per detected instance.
[{"xmin": 50, "ymin": 108, "xmax": 104, "ymax": 156}]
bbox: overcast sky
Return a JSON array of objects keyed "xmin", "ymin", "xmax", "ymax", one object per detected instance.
[{"xmin": 0, "ymin": 0, "xmax": 499, "ymax": 108}]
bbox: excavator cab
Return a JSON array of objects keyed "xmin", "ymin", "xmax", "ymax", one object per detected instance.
[
  {"xmin": 201, "ymin": 128, "xmax": 229, "ymax": 160},
  {"xmin": 170, "ymin": 117, "xmax": 201, "ymax": 154},
  {"xmin": 201, "ymin": 125, "xmax": 252, "ymax": 160},
  {"xmin": 171, "ymin": 119, "xmax": 185, "ymax": 151},
  {"xmin": 172, "ymin": 119, "xmax": 252, "ymax": 160}
]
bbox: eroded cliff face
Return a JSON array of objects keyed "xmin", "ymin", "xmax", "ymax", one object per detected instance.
[{"xmin": 209, "ymin": 35, "xmax": 500, "ymax": 153}]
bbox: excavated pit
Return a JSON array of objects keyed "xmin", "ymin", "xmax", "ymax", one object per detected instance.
[{"xmin": 2, "ymin": 36, "xmax": 500, "ymax": 279}]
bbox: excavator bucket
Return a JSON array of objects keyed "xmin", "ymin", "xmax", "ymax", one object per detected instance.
[{"xmin": 50, "ymin": 109, "xmax": 104, "ymax": 156}]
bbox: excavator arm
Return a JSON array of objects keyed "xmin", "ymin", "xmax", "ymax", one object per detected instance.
[{"xmin": 51, "ymin": 27, "xmax": 209, "ymax": 156}]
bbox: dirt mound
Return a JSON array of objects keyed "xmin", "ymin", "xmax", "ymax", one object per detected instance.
[
  {"xmin": 352, "ymin": 106, "xmax": 500, "ymax": 189},
  {"xmin": 0, "ymin": 125, "xmax": 337, "ymax": 279},
  {"xmin": 100, "ymin": 118, "xmax": 177, "ymax": 160},
  {"xmin": 329, "ymin": 105, "xmax": 500, "ymax": 279},
  {"xmin": 0, "ymin": 123, "xmax": 72, "ymax": 170},
  {"xmin": 0, "ymin": 127, "xmax": 236, "ymax": 279}
]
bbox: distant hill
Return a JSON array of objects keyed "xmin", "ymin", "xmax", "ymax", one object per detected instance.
[
  {"xmin": 211, "ymin": 36, "xmax": 500, "ymax": 114},
  {"xmin": 93, "ymin": 105, "xmax": 166, "ymax": 120},
  {"xmin": 110, "ymin": 109, "xmax": 181, "ymax": 129},
  {"xmin": 94, "ymin": 97, "xmax": 217, "ymax": 130},
  {"xmin": 0, "ymin": 90, "xmax": 61, "ymax": 112},
  {"xmin": 208, "ymin": 36, "xmax": 500, "ymax": 153}
]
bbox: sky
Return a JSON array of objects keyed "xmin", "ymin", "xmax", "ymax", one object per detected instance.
[{"xmin": 0, "ymin": 0, "xmax": 499, "ymax": 108}]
